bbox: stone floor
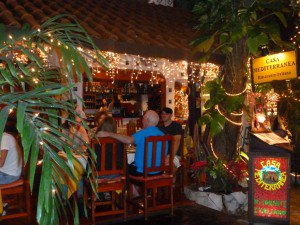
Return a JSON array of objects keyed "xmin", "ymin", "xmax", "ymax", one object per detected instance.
[{"xmin": 1, "ymin": 187, "xmax": 300, "ymax": 225}]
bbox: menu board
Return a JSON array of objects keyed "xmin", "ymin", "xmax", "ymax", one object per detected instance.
[{"xmin": 253, "ymin": 156, "xmax": 288, "ymax": 219}]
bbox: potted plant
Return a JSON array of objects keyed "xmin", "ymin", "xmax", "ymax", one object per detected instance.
[{"xmin": 186, "ymin": 156, "xmax": 249, "ymax": 215}]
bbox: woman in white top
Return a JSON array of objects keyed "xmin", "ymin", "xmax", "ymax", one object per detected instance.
[{"xmin": 0, "ymin": 130, "xmax": 22, "ymax": 184}]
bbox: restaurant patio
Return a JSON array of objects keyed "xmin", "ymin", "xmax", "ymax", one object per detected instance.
[{"xmin": 0, "ymin": 0, "xmax": 299, "ymax": 225}]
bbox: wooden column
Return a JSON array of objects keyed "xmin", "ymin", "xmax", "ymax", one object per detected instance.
[{"xmin": 188, "ymin": 63, "xmax": 202, "ymax": 137}]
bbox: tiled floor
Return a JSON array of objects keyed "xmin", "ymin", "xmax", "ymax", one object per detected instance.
[{"xmin": 1, "ymin": 187, "xmax": 300, "ymax": 225}]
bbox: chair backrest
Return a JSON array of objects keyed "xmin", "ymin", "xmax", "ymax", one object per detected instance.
[
  {"xmin": 92, "ymin": 137, "xmax": 126, "ymax": 177},
  {"xmin": 143, "ymin": 135, "xmax": 173, "ymax": 177},
  {"xmin": 126, "ymin": 120, "xmax": 137, "ymax": 136}
]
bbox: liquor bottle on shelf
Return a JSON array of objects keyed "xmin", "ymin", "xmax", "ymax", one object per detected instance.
[{"xmin": 84, "ymin": 82, "xmax": 88, "ymax": 93}]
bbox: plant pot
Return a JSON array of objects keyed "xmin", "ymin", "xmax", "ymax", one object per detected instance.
[
  {"xmin": 185, "ymin": 186, "xmax": 248, "ymax": 215},
  {"xmin": 184, "ymin": 186, "xmax": 223, "ymax": 211},
  {"xmin": 223, "ymin": 191, "xmax": 248, "ymax": 215}
]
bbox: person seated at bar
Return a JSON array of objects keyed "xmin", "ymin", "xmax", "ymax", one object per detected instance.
[
  {"xmin": 98, "ymin": 110, "xmax": 166, "ymax": 176},
  {"xmin": 158, "ymin": 107, "xmax": 183, "ymax": 169},
  {"xmin": 88, "ymin": 111, "xmax": 107, "ymax": 139},
  {"xmin": 0, "ymin": 124, "xmax": 22, "ymax": 184}
]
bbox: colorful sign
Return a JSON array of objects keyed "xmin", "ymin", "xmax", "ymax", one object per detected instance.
[
  {"xmin": 252, "ymin": 51, "xmax": 297, "ymax": 84},
  {"xmin": 253, "ymin": 156, "xmax": 288, "ymax": 219}
]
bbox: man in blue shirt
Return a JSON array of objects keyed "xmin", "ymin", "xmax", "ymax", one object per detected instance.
[{"xmin": 98, "ymin": 110, "xmax": 166, "ymax": 175}]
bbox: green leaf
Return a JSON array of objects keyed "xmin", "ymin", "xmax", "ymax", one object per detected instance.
[
  {"xmin": 0, "ymin": 106, "xmax": 11, "ymax": 142},
  {"xmin": 210, "ymin": 113, "xmax": 226, "ymax": 136},
  {"xmin": 194, "ymin": 34, "xmax": 215, "ymax": 53},
  {"xmin": 219, "ymin": 32, "xmax": 229, "ymax": 44},
  {"xmin": 35, "ymin": 84, "xmax": 74, "ymax": 97},
  {"xmin": 240, "ymin": 151, "xmax": 249, "ymax": 161},
  {"xmin": 6, "ymin": 60, "xmax": 18, "ymax": 78},
  {"xmin": 16, "ymin": 61, "xmax": 30, "ymax": 76},
  {"xmin": 18, "ymin": 46, "xmax": 43, "ymax": 68},
  {"xmin": 274, "ymin": 12, "xmax": 287, "ymax": 28},
  {"xmin": 223, "ymin": 95, "xmax": 245, "ymax": 112},
  {"xmin": 42, "ymin": 147, "xmax": 52, "ymax": 213},
  {"xmin": 246, "ymin": 32, "xmax": 268, "ymax": 54},
  {"xmin": 16, "ymin": 101, "xmax": 27, "ymax": 134},
  {"xmin": 199, "ymin": 114, "xmax": 212, "ymax": 126},
  {"xmin": 29, "ymin": 139, "xmax": 39, "ymax": 190},
  {"xmin": 0, "ymin": 68, "xmax": 15, "ymax": 86},
  {"xmin": 21, "ymin": 118, "xmax": 35, "ymax": 164}
]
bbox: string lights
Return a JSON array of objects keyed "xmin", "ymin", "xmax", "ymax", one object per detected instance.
[
  {"xmin": 281, "ymin": 88, "xmax": 300, "ymax": 103},
  {"xmin": 215, "ymin": 105, "xmax": 243, "ymax": 126},
  {"xmin": 225, "ymin": 85, "xmax": 248, "ymax": 96},
  {"xmin": 3, "ymin": 32, "xmax": 220, "ymax": 90},
  {"xmin": 230, "ymin": 111, "xmax": 243, "ymax": 116},
  {"xmin": 174, "ymin": 87, "xmax": 189, "ymax": 118},
  {"xmin": 84, "ymin": 49, "xmax": 219, "ymax": 85},
  {"xmin": 290, "ymin": 0, "xmax": 300, "ymax": 49},
  {"xmin": 210, "ymin": 138, "xmax": 219, "ymax": 159}
]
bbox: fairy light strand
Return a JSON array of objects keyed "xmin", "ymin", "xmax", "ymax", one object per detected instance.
[{"xmin": 215, "ymin": 105, "xmax": 243, "ymax": 126}]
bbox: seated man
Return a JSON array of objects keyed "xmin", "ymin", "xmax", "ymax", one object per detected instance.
[
  {"xmin": 98, "ymin": 110, "xmax": 166, "ymax": 175},
  {"xmin": 0, "ymin": 127, "xmax": 22, "ymax": 184},
  {"xmin": 158, "ymin": 107, "xmax": 183, "ymax": 169}
]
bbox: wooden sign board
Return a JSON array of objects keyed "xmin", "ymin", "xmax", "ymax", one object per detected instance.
[
  {"xmin": 249, "ymin": 153, "xmax": 290, "ymax": 224},
  {"xmin": 252, "ymin": 51, "xmax": 297, "ymax": 84}
]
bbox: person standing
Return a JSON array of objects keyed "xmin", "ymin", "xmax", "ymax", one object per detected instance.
[
  {"xmin": 0, "ymin": 128, "xmax": 22, "ymax": 184},
  {"xmin": 159, "ymin": 107, "xmax": 183, "ymax": 169}
]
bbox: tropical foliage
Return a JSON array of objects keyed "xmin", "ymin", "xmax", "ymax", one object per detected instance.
[
  {"xmin": 192, "ymin": 0, "xmax": 292, "ymax": 58},
  {"xmin": 192, "ymin": 0, "xmax": 294, "ymax": 161},
  {"xmin": 205, "ymin": 156, "xmax": 248, "ymax": 193},
  {"xmin": 0, "ymin": 15, "xmax": 107, "ymax": 224},
  {"xmin": 199, "ymin": 77, "xmax": 244, "ymax": 136}
]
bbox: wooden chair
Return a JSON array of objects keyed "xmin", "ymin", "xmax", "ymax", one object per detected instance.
[
  {"xmin": 128, "ymin": 135, "xmax": 174, "ymax": 220},
  {"xmin": 126, "ymin": 120, "xmax": 137, "ymax": 136},
  {"xmin": 0, "ymin": 178, "xmax": 31, "ymax": 224},
  {"xmin": 85, "ymin": 137, "xmax": 127, "ymax": 224},
  {"xmin": 114, "ymin": 117, "xmax": 123, "ymax": 127}
]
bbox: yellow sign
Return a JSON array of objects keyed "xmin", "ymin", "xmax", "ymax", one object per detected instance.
[
  {"xmin": 252, "ymin": 51, "xmax": 297, "ymax": 84},
  {"xmin": 254, "ymin": 159, "xmax": 287, "ymax": 191}
]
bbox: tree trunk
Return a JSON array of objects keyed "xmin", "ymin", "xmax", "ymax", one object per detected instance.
[{"xmin": 212, "ymin": 39, "xmax": 248, "ymax": 162}]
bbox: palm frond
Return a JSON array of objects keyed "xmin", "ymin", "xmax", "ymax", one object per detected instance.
[{"xmin": 0, "ymin": 15, "xmax": 106, "ymax": 225}]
